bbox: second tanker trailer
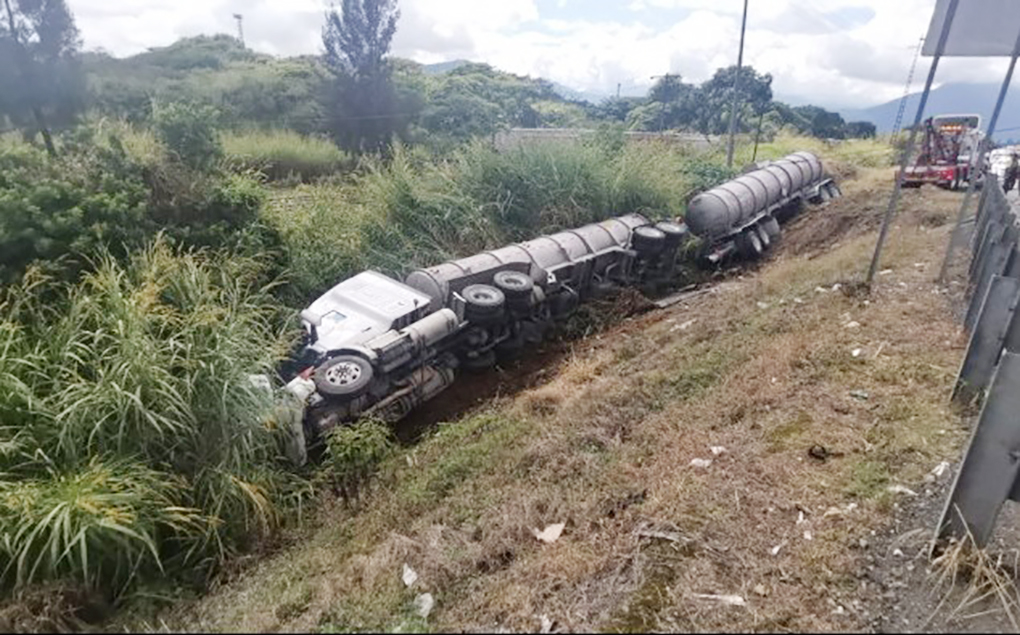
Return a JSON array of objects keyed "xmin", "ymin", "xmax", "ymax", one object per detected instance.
[
  {"xmin": 274, "ymin": 151, "xmax": 838, "ymax": 462},
  {"xmin": 686, "ymin": 151, "xmax": 841, "ymax": 261}
]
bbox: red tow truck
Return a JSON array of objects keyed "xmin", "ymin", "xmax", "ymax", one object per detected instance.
[{"xmin": 898, "ymin": 114, "xmax": 985, "ymax": 190}]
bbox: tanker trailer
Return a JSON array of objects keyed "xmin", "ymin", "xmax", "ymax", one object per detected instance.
[
  {"xmin": 686, "ymin": 151, "xmax": 840, "ymax": 262},
  {"xmin": 279, "ymin": 213, "xmax": 689, "ymax": 460}
]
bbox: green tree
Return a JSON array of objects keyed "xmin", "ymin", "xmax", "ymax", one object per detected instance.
[
  {"xmin": 649, "ymin": 74, "xmax": 686, "ymax": 104},
  {"xmin": 413, "ymin": 62, "xmax": 568, "ymax": 147},
  {"xmin": 846, "ymin": 120, "xmax": 877, "ymax": 139},
  {"xmin": 643, "ymin": 74, "xmax": 698, "ymax": 131},
  {"xmin": 695, "ymin": 65, "xmax": 773, "ymax": 135},
  {"xmin": 321, "ymin": 0, "xmax": 406, "ymax": 154},
  {"xmin": 792, "ymin": 105, "xmax": 847, "ymax": 139},
  {"xmin": 0, "ymin": 0, "xmax": 84, "ymax": 155},
  {"xmin": 591, "ymin": 96, "xmax": 645, "ymax": 123}
]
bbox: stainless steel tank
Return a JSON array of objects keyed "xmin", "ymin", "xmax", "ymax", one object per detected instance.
[
  {"xmin": 405, "ymin": 214, "xmax": 651, "ymax": 310},
  {"xmin": 686, "ymin": 152, "xmax": 824, "ymax": 241}
]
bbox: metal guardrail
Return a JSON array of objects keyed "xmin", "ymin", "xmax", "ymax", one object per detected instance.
[{"xmin": 938, "ymin": 174, "xmax": 1020, "ymax": 547}]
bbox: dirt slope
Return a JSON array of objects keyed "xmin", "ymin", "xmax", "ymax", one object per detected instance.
[{"xmin": 145, "ymin": 170, "xmax": 982, "ymax": 633}]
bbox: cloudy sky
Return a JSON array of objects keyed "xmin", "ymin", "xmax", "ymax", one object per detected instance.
[{"xmin": 65, "ymin": 0, "xmax": 1020, "ymax": 110}]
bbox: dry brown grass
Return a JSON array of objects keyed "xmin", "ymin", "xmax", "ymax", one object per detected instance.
[
  {"xmin": 150, "ymin": 176, "xmax": 972, "ymax": 633},
  {"xmin": 929, "ymin": 529, "xmax": 1020, "ymax": 630}
]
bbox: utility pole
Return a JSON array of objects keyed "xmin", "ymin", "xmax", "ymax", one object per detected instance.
[
  {"xmin": 616, "ymin": 82, "xmax": 621, "ymax": 99},
  {"xmin": 751, "ymin": 110, "xmax": 765, "ymax": 163},
  {"xmin": 233, "ymin": 13, "xmax": 245, "ymax": 48},
  {"xmin": 726, "ymin": 0, "xmax": 750, "ymax": 169},
  {"xmin": 867, "ymin": 0, "xmax": 960, "ymax": 285}
]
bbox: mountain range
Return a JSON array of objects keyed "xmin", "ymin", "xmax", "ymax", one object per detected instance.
[{"xmin": 840, "ymin": 82, "xmax": 1020, "ymax": 141}]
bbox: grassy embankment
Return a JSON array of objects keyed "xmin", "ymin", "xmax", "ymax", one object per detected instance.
[
  {"xmin": 0, "ymin": 124, "xmax": 896, "ymax": 629},
  {"xmin": 144, "ymin": 153, "xmax": 977, "ymax": 633}
]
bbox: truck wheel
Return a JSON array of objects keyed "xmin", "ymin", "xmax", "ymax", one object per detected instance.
[
  {"xmin": 655, "ymin": 221, "xmax": 687, "ymax": 249},
  {"xmin": 755, "ymin": 224, "xmax": 771, "ymax": 250},
  {"xmin": 632, "ymin": 226, "xmax": 666, "ymax": 256},
  {"xmin": 761, "ymin": 216, "xmax": 781, "ymax": 243},
  {"xmin": 314, "ymin": 354, "xmax": 374, "ymax": 397},
  {"xmin": 736, "ymin": 229, "xmax": 764, "ymax": 261},
  {"xmin": 463, "ymin": 284, "xmax": 505, "ymax": 323},
  {"xmin": 819, "ymin": 186, "xmax": 832, "ymax": 203},
  {"xmin": 493, "ymin": 270, "xmax": 533, "ymax": 300}
]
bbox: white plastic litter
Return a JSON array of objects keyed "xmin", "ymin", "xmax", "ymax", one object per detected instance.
[
  {"xmin": 771, "ymin": 540, "xmax": 788, "ymax": 556},
  {"xmin": 851, "ymin": 348, "xmax": 863, "ymax": 358},
  {"xmin": 691, "ymin": 593, "xmax": 746, "ymax": 607},
  {"xmin": 415, "ymin": 593, "xmax": 435, "ymax": 618},
  {"xmin": 844, "ymin": 321, "xmax": 861, "ymax": 329},
  {"xmin": 533, "ymin": 523, "xmax": 566, "ymax": 544},
  {"xmin": 540, "ymin": 615, "xmax": 553, "ymax": 634},
  {"xmin": 690, "ymin": 458, "xmax": 713, "ymax": 468},
  {"xmin": 887, "ymin": 485, "xmax": 917, "ymax": 497},
  {"xmin": 402, "ymin": 563, "xmax": 418, "ymax": 588},
  {"xmin": 710, "ymin": 446, "xmax": 727, "ymax": 456},
  {"xmin": 670, "ymin": 319, "xmax": 697, "ymax": 333}
]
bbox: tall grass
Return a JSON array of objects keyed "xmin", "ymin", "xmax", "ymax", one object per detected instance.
[
  {"xmin": 735, "ymin": 132, "xmax": 894, "ymax": 178},
  {"xmin": 222, "ymin": 129, "xmax": 350, "ymax": 183},
  {"xmin": 0, "ymin": 239, "xmax": 306, "ymax": 597},
  {"xmin": 263, "ymin": 137, "xmax": 732, "ymax": 302}
]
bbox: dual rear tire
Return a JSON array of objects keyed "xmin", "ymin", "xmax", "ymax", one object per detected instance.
[{"xmin": 735, "ymin": 214, "xmax": 784, "ymax": 261}]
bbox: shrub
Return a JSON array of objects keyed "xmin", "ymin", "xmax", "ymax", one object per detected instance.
[
  {"xmin": 324, "ymin": 419, "xmax": 395, "ymax": 505},
  {"xmin": 0, "ymin": 126, "xmax": 274, "ymax": 283},
  {"xmin": 0, "ymin": 141, "xmax": 150, "ymax": 283},
  {"xmin": 152, "ymin": 102, "xmax": 223, "ymax": 171}
]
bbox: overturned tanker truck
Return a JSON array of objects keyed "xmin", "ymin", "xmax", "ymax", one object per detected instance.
[{"xmin": 278, "ymin": 152, "xmax": 839, "ymax": 462}]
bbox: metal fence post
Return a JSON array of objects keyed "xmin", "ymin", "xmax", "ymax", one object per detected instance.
[
  {"xmin": 969, "ymin": 224, "xmax": 1017, "ymax": 326},
  {"xmin": 953, "ymin": 275, "xmax": 1020, "ymax": 404},
  {"xmin": 937, "ymin": 352, "xmax": 1020, "ymax": 547}
]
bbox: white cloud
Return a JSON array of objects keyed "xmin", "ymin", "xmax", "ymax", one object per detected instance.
[{"xmin": 64, "ymin": 0, "xmax": 1020, "ymax": 110}]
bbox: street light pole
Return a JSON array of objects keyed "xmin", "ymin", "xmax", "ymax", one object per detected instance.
[{"xmin": 726, "ymin": 0, "xmax": 749, "ymax": 169}]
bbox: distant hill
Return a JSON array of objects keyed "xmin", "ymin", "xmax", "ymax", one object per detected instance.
[
  {"xmin": 840, "ymin": 82, "xmax": 1020, "ymax": 141},
  {"xmin": 421, "ymin": 60, "xmax": 470, "ymax": 75},
  {"xmin": 419, "ymin": 60, "xmax": 648, "ymax": 105}
]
